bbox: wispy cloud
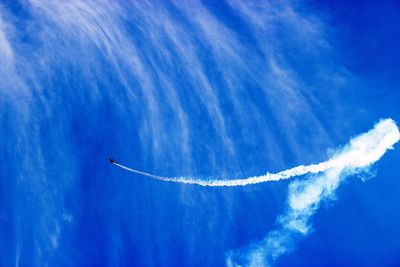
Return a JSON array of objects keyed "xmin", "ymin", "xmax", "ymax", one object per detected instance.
[
  {"xmin": 1, "ymin": 0, "xmax": 392, "ymax": 266},
  {"xmin": 0, "ymin": 12, "xmax": 13, "ymax": 63}
]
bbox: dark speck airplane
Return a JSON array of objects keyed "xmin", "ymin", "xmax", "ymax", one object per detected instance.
[{"xmin": 109, "ymin": 158, "xmax": 118, "ymax": 164}]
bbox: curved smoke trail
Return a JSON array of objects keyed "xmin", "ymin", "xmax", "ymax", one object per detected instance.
[
  {"xmin": 113, "ymin": 118, "xmax": 400, "ymax": 187},
  {"xmin": 225, "ymin": 118, "xmax": 400, "ymax": 267}
]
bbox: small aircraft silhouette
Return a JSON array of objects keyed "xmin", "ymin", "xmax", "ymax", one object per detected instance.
[{"xmin": 109, "ymin": 158, "xmax": 118, "ymax": 164}]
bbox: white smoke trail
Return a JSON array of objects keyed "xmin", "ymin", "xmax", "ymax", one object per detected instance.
[
  {"xmin": 225, "ymin": 118, "xmax": 400, "ymax": 267},
  {"xmin": 114, "ymin": 118, "xmax": 400, "ymax": 187}
]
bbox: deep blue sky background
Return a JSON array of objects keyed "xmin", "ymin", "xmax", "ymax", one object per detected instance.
[{"xmin": 0, "ymin": 1, "xmax": 399, "ymax": 266}]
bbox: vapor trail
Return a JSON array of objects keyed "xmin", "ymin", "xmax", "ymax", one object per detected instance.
[
  {"xmin": 224, "ymin": 119, "xmax": 399, "ymax": 267},
  {"xmin": 113, "ymin": 118, "xmax": 400, "ymax": 187}
]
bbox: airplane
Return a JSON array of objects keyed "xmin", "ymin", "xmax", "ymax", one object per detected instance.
[{"xmin": 109, "ymin": 158, "xmax": 118, "ymax": 164}]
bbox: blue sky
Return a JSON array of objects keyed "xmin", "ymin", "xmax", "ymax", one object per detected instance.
[{"xmin": 1, "ymin": 1, "xmax": 400, "ymax": 266}]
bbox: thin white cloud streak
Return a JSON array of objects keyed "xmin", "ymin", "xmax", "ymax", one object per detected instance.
[
  {"xmin": 0, "ymin": 14, "xmax": 13, "ymax": 63},
  {"xmin": 226, "ymin": 0, "xmax": 338, "ymax": 161},
  {"xmin": 150, "ymin": 1, "xmax": 237, "ymax": 156},
  {"xmin": 114, "ymin": 118, "xmax": 400, "ymax": 187},
  {"xmin": 225, "ymin": 118, "xmax": 400, "ymax": 267}
]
